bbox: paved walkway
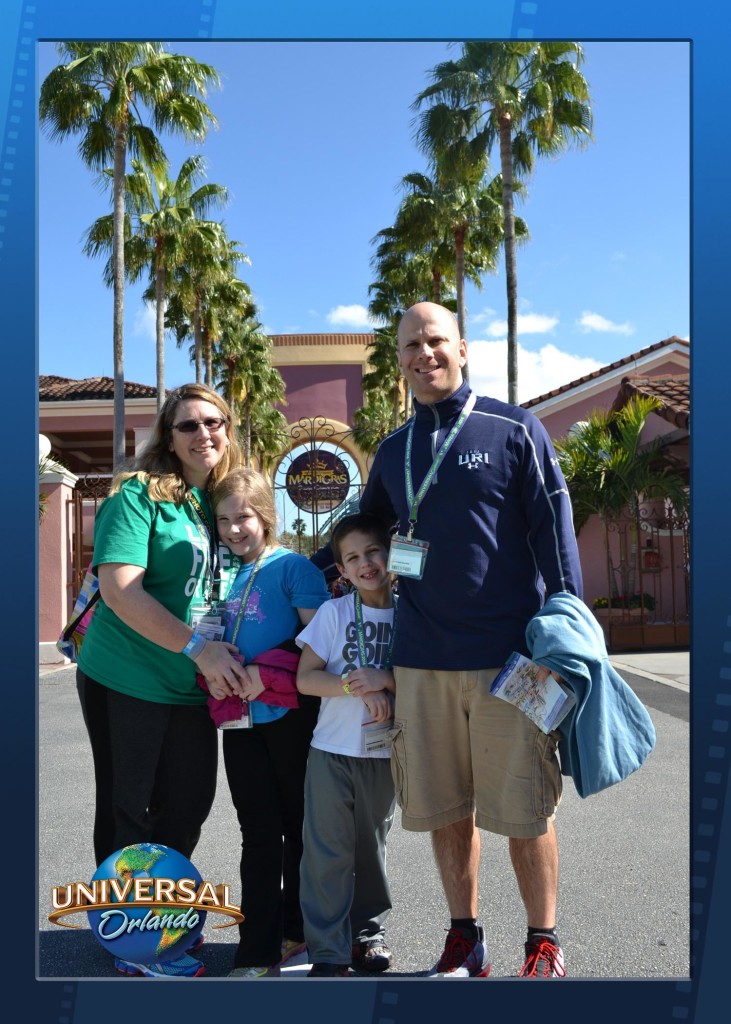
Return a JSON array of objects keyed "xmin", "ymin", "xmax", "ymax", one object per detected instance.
[{"xmin": 608, "ymin": 649, "xmax": 689, "ymax": 691}]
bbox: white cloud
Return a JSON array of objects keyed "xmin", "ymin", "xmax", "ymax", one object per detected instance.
[
  {"xmin": 610, "ymin": 251, "xmax": 626, "ymax": 262},
  {"xmin": 132, "ymin": 301, "xmax": 156, "ymax": 343},
  {"xmin": 484, "ymin": 313, "xmax": 559, "ymax": 338},
  {"xmin": 577, "ymin": 311, "xmax": 634, "ymax": 335},
  {"xmin": 469, "ymin": 307, "xmax": 497, "ymax": 326},
  {"xmin": 326, "ymin": 304, "xmax": 372, "ymax": 328},
  {"xmin": 466, "ymin": 338, "xmax": 604, "ymax": 405}
]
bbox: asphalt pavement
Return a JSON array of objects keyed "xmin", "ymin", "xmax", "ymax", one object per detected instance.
[{"xmin": 38, "ymin": 648, "xmax": 690, "ymax": 980}]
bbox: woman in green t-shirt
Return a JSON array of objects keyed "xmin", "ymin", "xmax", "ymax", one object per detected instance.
[{"xmin": 77, "ymin": 382, "xmax": 248, "ymax": 979}]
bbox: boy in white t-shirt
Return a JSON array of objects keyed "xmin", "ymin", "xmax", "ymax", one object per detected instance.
[{"xmin": 296, "ymin": 513, "xmax": 397, "ymax": 978}]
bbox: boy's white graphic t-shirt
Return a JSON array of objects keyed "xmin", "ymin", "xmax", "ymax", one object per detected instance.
[{"xmin": 295, "ymin": 592, "xmax": 395, "ymax": 759}]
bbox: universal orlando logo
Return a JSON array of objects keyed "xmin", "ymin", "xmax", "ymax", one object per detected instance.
[{"xmin": 48, "ymin": 843, "xmax": 243, "ymax": 962}]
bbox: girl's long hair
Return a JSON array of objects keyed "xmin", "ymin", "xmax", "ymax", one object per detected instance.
[
  {"xmin": 109, "ymin": 383, "xmax": 243, "ymax": 504},
  {"xmin": 211, "ymin": 468, "xmax": 278, "ymax": 546}
]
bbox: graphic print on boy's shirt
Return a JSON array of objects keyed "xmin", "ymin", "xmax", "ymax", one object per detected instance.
[{"xmin": 341, "ymin": 618, "xmax": 394, "ymax": 670}]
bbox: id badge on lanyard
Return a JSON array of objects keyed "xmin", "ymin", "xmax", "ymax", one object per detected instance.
[
  {"xmin": 393, "ymin": 392, "xmax": 475, "ymax": 581},
  {"xmin": 387, "ymin": 536, "xmax": 429, "ymax": 579},
  {"xmin": 190, "ymin": 602, "xmax": 225, "ymax": 641}
]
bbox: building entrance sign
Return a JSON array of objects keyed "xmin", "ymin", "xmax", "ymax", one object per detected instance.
[{"xmin": 285, "ymin": 449, "xmax": 350, "ymax": 513}]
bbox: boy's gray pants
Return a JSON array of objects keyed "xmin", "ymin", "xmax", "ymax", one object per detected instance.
[{"xmin": 300, "ymin": 746, "xmax": 396, "ymax": 965}]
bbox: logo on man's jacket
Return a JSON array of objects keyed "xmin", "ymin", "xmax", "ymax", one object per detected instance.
[{"xmin": 458, "ymin": 450, "xmax": 490, "ymax": 470}]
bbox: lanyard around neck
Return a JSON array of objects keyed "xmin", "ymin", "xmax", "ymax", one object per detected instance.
[
  {"xmin": 404, "ymin": 391, "xmax": 476, "ymax": 537},
  {"xmin": 354, "ymin": 591, "xmax": 397, "ymax": 669},
  {"xmin": 230, "ymin": 547, "xmax": 269, "ymax": 646},
  {"xmin": 188, "ymin": 492, "xmax": 220, "ymax": 602}
]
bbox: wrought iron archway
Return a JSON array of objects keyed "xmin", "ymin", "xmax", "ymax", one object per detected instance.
[{"xmin": 272, "ymin": 417, "xmax": 365, "ymax": 556}]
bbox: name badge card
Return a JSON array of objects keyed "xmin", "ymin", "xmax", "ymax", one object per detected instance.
[
  {"xmin": 387, "ymin": 536, "xmax": 429, "ymax": 579},
  {"xmin": 362, "ymin": 718, "xmax": 394, "ymax": 754},
  {"xmin": 190, "ymin": 603, "xmax": 225, "ymax": 642}
]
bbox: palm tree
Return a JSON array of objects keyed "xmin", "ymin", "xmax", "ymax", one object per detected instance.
[
  {"xmin": 200, "ymin": 271, "xmax": 252, "ymax": 387},
  {"xmin": 213, "ymin": 306, "xmax": 287, "ymax": 466},
  {"xmin": 360, "ymin": 325, "xmax": 406, "ymax": 432},
  {"xmin": 165, "ymin": 224, "xmax": 249, "ymax": 383},
  {"xmin": 554, "ymin": 395, "xmax": 688, "ymax": 600},
  {"xmin": 415, "ymin": 41, "xmax": 593, "ymax": 403},
  {"xmin": 352, "ymin": 391, "xmax": 397, "ymax": 456},
  {"xmin": 40, "ymin": 42, "xmax": 221, "ymax": 467},
  {"xmin": 395, "ymin": 168, "xmax": 528, "ymax": 359},
  {"xmin": 83, "ymin": 154, "xmax": 229, "ymax": 410},
  {"xmin": 371, "ymin": 221, "xmax": 455, "ymax": 311}
]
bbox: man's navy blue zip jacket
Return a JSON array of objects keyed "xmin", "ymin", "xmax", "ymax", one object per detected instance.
[{"xmin": 347, "ymin": 381, "xmax": 583, "ymax": 670}]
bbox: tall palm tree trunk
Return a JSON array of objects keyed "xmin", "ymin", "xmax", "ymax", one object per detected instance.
[
  {"xmin": 204, "ymin": 329, "xmax": 213, "ymax": 386},
  {"xmin": 194, "ymin": 305, "xmax": 203, "ymax": 383},
  {"xmin": 244, "ymin": 406, "xmax": 252, "ymax": 467},
  {"xmin": 432, "ymin": 268, "xmax": 442, "ymax": 303},
  {"xmin": 112, "ymin": 129, "xmax": 127, "ymax": 469},
  {"xmin": 499, "ymin": 112, "xmax": 519, "ymax": 405},
  {"xmin": 155, "ymin": 263, "xmax": 166, "ymax": 412},
  {"xmin": 392, "ymin": 385, "xmax": 401, "ymax": 430},
  {"xmin": 454, "ymin": 224, "xmax": 469, "ymax": 382}
]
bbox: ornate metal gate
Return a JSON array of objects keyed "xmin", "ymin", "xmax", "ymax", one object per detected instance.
[
  {"xmin": 68, "ymin": 475, "xmax": 111, "ymax": 603},
  {"xmin": 598, "ymin": 500, "xmax": 690, "ymax": 650},
  {"xmin": 272, "ymin": 417, "xmax": 364, "ymax": 557}
]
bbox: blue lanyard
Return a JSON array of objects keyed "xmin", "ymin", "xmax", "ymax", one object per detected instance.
[
  {"xmin": 230, "ymin": 547, "xmax": 268, "ymax": 647},
  {"xmin": 404, "ymin": 392, "xmax": 476, "ymax": 538},
  {"xmin": 188, "ymin": 492, "xmax": 220, "ymax": 602},
  {"xmin": 354, "ymin": 591, "xmax": 397, "ymax": 669}
]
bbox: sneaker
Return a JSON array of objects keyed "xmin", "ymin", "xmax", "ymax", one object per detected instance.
[
  {"xmin": 307, "ymin": 962, "xmax": 351, "ymax": 978},
  {"xmin": 228, "ymin": 964, "xmax": 281, "ymax": 979},
  {"xmin": 428, "ymin": 926, "xmax": 490, "ymax": 978},
  {"xmin": 279, "ymin": 937, "xmax": 308, "ymax": 965},
  {"xmin": 351, "ymin": 937, "xmax": 392, "ymax": 973},
  {"xmin": 187, "ymin": 933, "xmax": 204, "ymax": 954},
  {"xmin": 114, "ymin": 953, "xmax": 205, "ymax": 978},
  {"xmin": 518, "ymin": 937, "xmax": 566, "ymax": 978}
]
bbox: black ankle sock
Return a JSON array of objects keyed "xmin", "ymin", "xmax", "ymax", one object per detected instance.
[
  {"xmin": 528, "ymin": 926, "xmax": 559, "ymax": 945},
  {"xmin": 451, "ymin": 918, "xmax": 479, "ymax": 939}
]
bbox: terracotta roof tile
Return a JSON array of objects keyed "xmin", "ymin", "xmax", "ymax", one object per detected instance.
[
  {"xmin": 271, "ymin": 333, "xmax": 374, "ymax": 347},
  {"xmin": 521, "ymin": 336, "xmax": 689, "ymax": 408},
  {"xmin": 611, "ymin": 374, "xmax": 689, "ymax": 430},
  {"xmin": 39, "ymin": 376, "xmax": 158, "ymax": 401}
]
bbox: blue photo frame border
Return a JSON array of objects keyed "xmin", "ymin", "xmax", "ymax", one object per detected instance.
[{"xmin": 10, "ymin": 1, "xmax": 726, "ymax": 1021}]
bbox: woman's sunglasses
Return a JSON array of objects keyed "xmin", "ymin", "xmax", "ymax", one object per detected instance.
[{"xmin": 171, "ymin": 417, "xmax": 227, "ymax": 434}]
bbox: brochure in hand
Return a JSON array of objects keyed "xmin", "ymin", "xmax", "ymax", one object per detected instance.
[{"xmin": 490, "ymin": 652, "xmax": 576, "ymax": 734}]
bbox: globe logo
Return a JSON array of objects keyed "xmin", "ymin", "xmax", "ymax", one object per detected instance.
[{"xmin": 87, "ymin": 843, "xmax": 206, "ymax": 964}]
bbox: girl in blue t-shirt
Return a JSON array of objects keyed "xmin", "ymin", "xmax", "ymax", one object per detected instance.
[{"xmin": 202, "ymin": 468, "xmax": 330, "ymax": 979}]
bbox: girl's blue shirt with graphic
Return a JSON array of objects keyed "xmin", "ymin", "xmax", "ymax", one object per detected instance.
[{"xmin": 221, "ymin": 546, "xmax": 330, "ymax": 724}]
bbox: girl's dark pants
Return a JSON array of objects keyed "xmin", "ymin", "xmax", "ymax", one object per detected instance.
[{"xmin": 222, "ymin": 696, "xmax": 319, "ymax": 968}]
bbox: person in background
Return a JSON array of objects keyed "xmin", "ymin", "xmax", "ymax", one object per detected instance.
[
  {"xmin": 77, "ymin": 383, "xmax": 247, "ymax": 979},
  {"xmin": 296, "ymin": 513, "xmax": 397, "ymax": 978}
]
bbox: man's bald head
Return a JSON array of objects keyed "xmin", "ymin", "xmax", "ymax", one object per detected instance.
[{"xmin": 397, "ymin": 302, "xmax": 467, "ymax": 404}]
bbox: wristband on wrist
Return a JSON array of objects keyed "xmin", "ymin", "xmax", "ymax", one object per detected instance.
[
  {"xmin": 181, "ymin": 632, "xmax": 207, "ymax": 660},
  {"xmin": 341, "ymin": 669, "xmax": 353, "ymax": 695}
]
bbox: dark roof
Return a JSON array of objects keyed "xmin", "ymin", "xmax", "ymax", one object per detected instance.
[
  {"xmin": 271, "ymin": 333, "xmax": 373, "ymax": 347},
  {"xmin": 611, "ymin": 374, "xmax": 689, "ymax": 430},
  {"xmin": 39, "ymin": 376, "xmax": 158, "ymax": 401},
  {"xmin": 521, "ymin": 336, "xmax": 689, "ymax": 409}
]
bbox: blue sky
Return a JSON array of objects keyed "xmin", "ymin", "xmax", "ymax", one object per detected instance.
[{"xmin": 38, "ymin": 39, "xmax": 689, "ymax": 405}]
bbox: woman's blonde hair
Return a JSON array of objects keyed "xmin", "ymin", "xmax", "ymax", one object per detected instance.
[
  {"xmin": 211, "ymin": 468, "xmax": 278, "ymax": 545},
  {"xmin": 109, "ymin": 383, "xmax": 243, "ymax": 503}
]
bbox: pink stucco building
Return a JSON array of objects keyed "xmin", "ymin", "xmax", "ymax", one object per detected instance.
[{"xmin": 39, "ymin": 333, "xmax": 689, "ymax": 663}]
